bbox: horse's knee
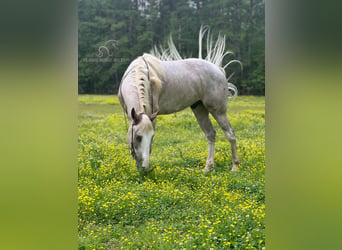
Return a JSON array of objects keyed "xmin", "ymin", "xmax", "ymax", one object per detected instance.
[
  {"xmin": 225, "ymin": 129, "xmax": 236, "ymax": 144},
  {"xmin": 227, "ymin": 134, "xmax": 236, "ymax": 143}
]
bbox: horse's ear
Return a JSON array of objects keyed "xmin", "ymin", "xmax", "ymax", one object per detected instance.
[
  {"xmin": 131, "ymin": 108, "xmax": 141, "ymax": 124},
  {"xmin": 149, "ymin": 112, "xmax": 158, "ymax": 121}
]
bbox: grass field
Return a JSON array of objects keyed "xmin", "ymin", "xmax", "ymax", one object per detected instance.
[{"xmin": 78, "ymin": 95, "xmax": 265, "ymax": 249}]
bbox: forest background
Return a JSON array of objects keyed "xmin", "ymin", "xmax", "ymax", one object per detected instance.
[{"xmin": 78, "ymin": 0, "xmax": 264, "ymax": 95}]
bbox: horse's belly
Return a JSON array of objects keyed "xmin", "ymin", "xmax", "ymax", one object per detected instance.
[{"xmin": 158, "ymin": 91, "xmax": 199, "ymax": 115}]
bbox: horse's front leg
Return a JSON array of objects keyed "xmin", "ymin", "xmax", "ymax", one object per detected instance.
[{"xmin": 191, "ymin": 101, "xmax": 216, "ymax": 172}]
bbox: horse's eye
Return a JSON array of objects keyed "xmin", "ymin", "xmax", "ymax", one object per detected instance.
[{"xmin": 136, "ymin": 135, "xmax": 142, "ymax": 142}]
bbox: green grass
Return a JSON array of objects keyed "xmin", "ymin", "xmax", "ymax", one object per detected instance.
[{"xmin": 78, "ymin": 95, "xmax": 265, "ymax": 249}]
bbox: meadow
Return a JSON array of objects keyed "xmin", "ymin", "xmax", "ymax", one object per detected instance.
[{"xmin": 78, "ymin": 95, "xmax": 265, "ymax": 249}]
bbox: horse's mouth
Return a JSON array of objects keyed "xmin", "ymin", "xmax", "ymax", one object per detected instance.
[{"xmin": 135, "ymin": 160, "xmax": 151, "ymax": 174}]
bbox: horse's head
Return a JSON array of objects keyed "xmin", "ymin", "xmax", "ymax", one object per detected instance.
[{"xmin": 128, "ymin": 108, "xmax": 157, "ymax": 173}]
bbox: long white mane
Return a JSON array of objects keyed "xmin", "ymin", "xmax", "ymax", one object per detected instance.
[
  {"xmin": 124, "ymin": 54, "xmax": 163, "ymax": 114},
  {"xmin": 151, "ymin": 26, "xmax": 241, "ymax": 97}
]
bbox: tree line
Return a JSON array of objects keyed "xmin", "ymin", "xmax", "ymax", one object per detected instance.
[{"xmin": 79, "ymin": 0, "xmax": 264, "ymax": 95}]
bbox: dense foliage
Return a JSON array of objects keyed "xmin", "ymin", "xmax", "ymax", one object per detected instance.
[
  {"xmin": 78, "ymin": 95, "xmax": 265, "ymax": 249},
  {"xmin": 78, "ymin": 0, "xmax": 265, "ymax": 95}
]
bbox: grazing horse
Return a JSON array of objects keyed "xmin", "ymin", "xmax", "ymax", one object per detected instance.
[{"xmin": 118, "ymin": 27, "xmax": 240, "ymax": 174}]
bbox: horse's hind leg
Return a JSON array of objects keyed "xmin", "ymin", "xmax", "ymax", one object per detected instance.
[
  {"xmin": 211, "ymin": 112, "xmax": 240, "ymax": 171},
  {"xmin": 191, "ymin": 102, "xmax": 216, "ymax": 172}
]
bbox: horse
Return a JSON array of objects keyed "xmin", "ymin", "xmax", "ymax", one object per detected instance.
[{"xmin": 118, "ymin": 27, "xmax": 240, "ymax": 174}]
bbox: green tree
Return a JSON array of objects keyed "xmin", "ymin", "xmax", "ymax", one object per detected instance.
[{"xmin": 78, "ymin": 0, "xmax": 265, "ymax": 95}]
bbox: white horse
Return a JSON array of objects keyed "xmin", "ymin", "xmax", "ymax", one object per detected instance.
[{"xmin": 118, "ymin": 27, "xmax": 240, "ymax": 173}]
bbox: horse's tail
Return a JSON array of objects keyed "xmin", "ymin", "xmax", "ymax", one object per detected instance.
[
  {"xmin": 198, "ymin": 26, "xmax": 241, "ymax": 98},
  {"xmin": 227, "ymin": 82, "xmax": 238, "ymax": 98}
]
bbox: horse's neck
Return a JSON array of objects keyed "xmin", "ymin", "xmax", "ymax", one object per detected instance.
[{"xmin": 121, "ymin": 84, "xmax": 142, "ymax": 116}]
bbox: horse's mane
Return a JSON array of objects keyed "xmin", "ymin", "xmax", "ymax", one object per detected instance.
[
  {"xmin": 151, "ymin": 26, "xmax": 241, "ymax": 97},
  {"xmin": 128, "ymin": 53, "xmax": 163, "ymax": 114}
]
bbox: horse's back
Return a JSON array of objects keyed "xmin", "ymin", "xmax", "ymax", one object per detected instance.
[{"xmin": 158, "ymin": 59, "xmax": 229, "ymax": 114}]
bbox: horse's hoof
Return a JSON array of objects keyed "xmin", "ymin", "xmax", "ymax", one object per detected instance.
[
  {"xmin": 203, "ymin": 166, "xmax": 213, "ymax": 172},
  {"xmin": 231, "ymin": 165, "xmax": 239, "ymax": 172}
]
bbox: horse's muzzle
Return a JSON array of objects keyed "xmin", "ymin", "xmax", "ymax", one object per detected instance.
[{"xmin": 135, "ymin": 160, "xmax": 150, "ymax": 174}]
